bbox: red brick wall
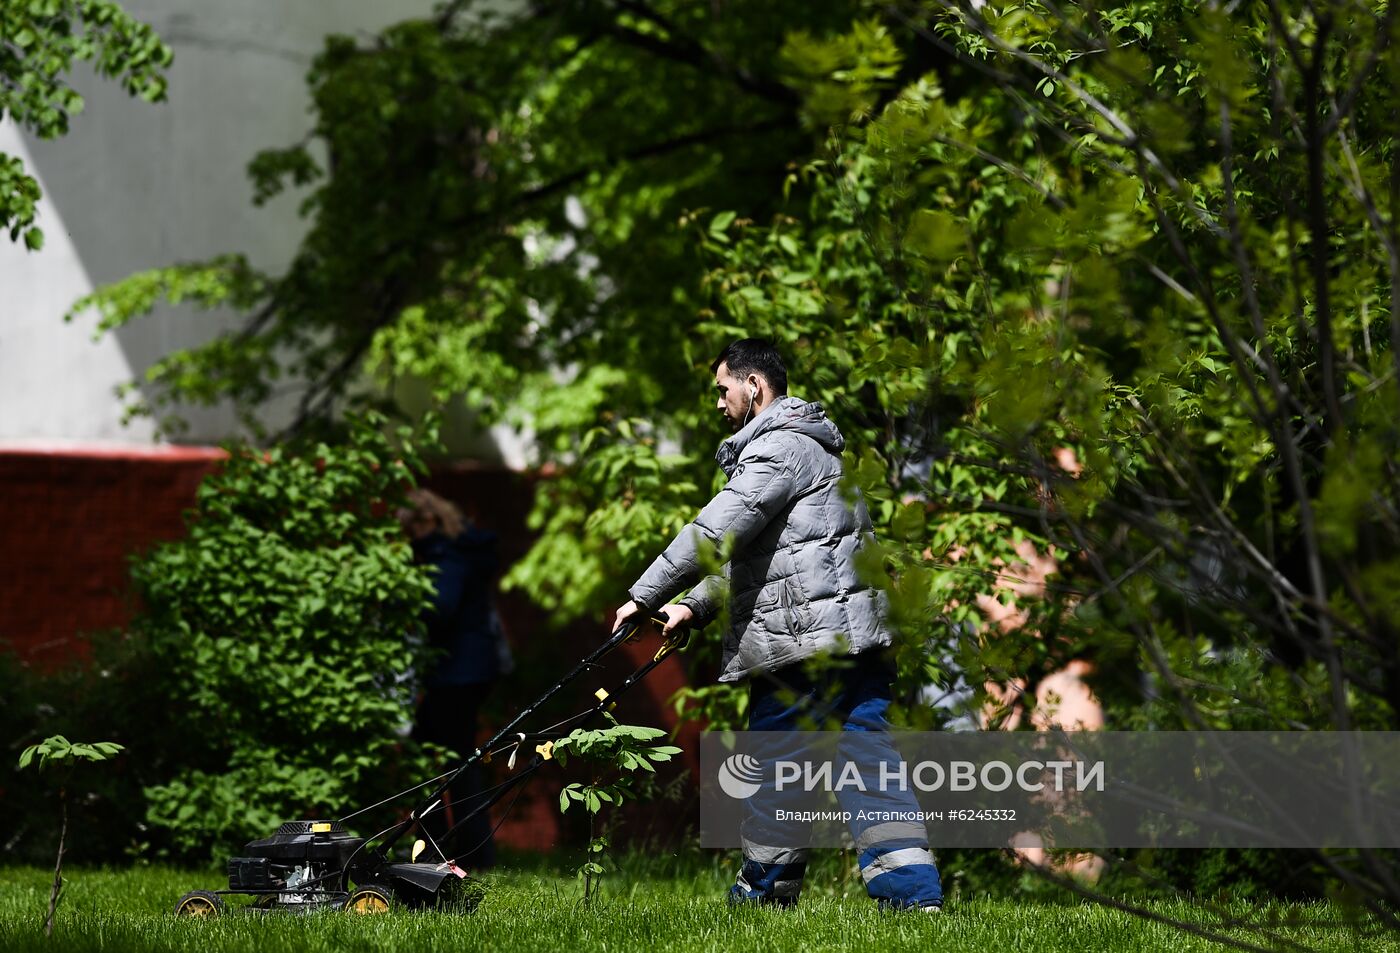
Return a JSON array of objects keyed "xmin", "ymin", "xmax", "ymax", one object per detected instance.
[{"xmin": 0, "ymin": 446, "xmax": 226, "ymax": 667}]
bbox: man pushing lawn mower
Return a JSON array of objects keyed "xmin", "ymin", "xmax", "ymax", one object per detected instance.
[{"xmin": 613, "ymin": 339, "xmax": 945, "ymax": 912}]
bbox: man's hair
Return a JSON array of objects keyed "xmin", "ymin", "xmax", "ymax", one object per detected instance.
[{"xmin": 712, "ymin": 338, "xmax": 788, "ymax": 395}]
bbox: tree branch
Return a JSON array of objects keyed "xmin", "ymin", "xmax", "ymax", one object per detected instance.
[
  {"xmin": 602, "ymin": 2, "xmax": 799, "ymax": 106},
  {"xmin": 442, "ymin": 116, "xmax": 793, "ymax": 232}
]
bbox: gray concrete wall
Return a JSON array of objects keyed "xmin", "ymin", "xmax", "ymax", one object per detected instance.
[{"xmin": 0, "ymin": 0, "xmax": 442, "ymax": 446}]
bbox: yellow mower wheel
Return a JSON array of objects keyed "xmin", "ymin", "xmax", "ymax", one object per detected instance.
[
  {"xmin": 173, "ymin": 890, "xmax": 224, "ymax": 918},
  {"xmin": 346, "ymin": 884, "xmax": 393, "ymax": 914}
]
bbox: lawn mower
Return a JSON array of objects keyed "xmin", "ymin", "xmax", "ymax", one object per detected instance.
[{"xmin": 172, "ymin": 614, "xmax": 687, "ymax": 917}]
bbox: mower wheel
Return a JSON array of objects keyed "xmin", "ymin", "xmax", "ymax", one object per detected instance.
[
  {"xmin": 173, "ymin": 890, "xmax": 225, "ymax": 918},
  {"xmin": 346, "ymin": 884, "xmax": 393, "ymax": 914}
]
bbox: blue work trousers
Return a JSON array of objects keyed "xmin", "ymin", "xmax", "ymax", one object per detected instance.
[{"xmin": 728, "ymin": 651, "xmax": 943, "ymax": 910}]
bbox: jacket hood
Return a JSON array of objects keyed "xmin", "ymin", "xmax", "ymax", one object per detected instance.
[{"xmin": 716, "ymin": 395, "xmax": 845, "ymax": 474}]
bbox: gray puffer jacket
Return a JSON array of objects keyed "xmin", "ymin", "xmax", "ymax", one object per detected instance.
[{"xmin": 628, "ymin": 396, "xmax": 892, "ymax": 683}]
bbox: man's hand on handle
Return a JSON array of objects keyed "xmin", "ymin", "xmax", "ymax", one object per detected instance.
[
  {"xmin": 612, "ymin": 600, "xmax": 693, "ymax": 636},
  {"xmin": 655, "ymin": 603, "xmax": 694, "ymax": 636},
  {"xmin": 611, "ymin": 600, "xmax": 642, "ymax": 633}
]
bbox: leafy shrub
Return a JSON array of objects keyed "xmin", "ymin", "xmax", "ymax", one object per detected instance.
[
  {"xmin": 1133, "ymin": 848, "xmax": 1326, "ymax": 902},
  {"xmin": 124, "ymin": 413, "xmax": 440, "ymax": 860},
  {"xmin": 0, "ymin": 414, "xmax": 466, "ymax": 864}
]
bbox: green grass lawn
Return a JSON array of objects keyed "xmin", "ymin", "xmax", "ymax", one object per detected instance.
[{"xmin": 0, "ymin": 853, "xmax": 1393, "ymax": 953}]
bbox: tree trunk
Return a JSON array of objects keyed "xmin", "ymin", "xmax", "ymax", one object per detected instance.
[{"xmin": 44, "ymin": 789, "xmax": 66, "ymax": 937}]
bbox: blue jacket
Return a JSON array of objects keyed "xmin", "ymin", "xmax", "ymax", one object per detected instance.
[{"xmin": 414, "ymin": 528, "xmax": 501, "ymax": 686}]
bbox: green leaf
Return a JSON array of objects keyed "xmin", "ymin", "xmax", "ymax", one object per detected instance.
[
  {"xmin": 709, "ymin": 211, "xmax": 736, "ymax": 235},
  {"xmin": 904, "ymin": 210, "xmax": 963, "ymax": 263},
  {"xmin": 892, "ymin": 500, "xmax": 926, "ymax": 541}
]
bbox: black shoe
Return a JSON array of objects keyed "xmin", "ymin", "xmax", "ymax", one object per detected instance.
[{"xmin": 727, "ymin": 890, "xmax": 797, "ymax": 909}]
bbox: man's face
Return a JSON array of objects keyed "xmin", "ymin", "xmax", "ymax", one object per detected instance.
[{"xmin": 714, "ymin": 361, "xmax": 753, "ymax": 433}]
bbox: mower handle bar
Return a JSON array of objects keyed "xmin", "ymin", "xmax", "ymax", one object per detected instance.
[{"xmin": 369, "ymin": 613, "xmax": 676, "ymax": 861}]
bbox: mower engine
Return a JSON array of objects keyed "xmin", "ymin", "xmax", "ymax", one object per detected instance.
[{"xmin": 227, "ymin": 820, "xmax": 363, "ymax": 909}]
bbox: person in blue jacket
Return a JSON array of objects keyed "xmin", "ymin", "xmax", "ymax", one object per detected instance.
[{"xmin": 399, "ymin": 487, "xmax": 509, "ymax": 869}]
